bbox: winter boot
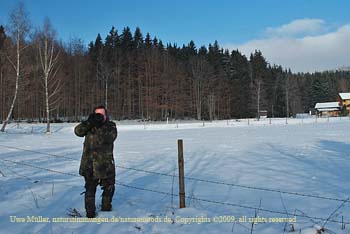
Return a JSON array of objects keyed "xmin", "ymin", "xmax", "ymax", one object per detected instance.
[{"xmin": 86, "ymin": 209, "xmax": 96, "ymax": 218}]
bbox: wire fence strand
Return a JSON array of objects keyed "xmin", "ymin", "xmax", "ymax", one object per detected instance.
[
  {"xmin": 0, "ymin": 156, "xmax": 349, "ymax": 225},
  {"xmin": 116, "ymin": 181, "xmax": 350, "ymax": 225},
  {"xmin": 0, "ymin": 144, "xmax": 348, "ymax": 203}
]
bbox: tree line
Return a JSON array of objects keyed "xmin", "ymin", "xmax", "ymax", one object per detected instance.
[{"xmin": 1, "ymin": 3, "xmax": 350, "ymax": 131}]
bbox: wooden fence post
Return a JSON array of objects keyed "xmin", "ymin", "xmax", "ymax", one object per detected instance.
[{"xmin": 178, "ymin": 139, "xmax": 186, "ymax": 208}]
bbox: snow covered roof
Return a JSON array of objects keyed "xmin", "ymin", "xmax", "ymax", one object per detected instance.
[
  {"xmin": 314, "ymin": 102, "xmax": 340, "ymax": 109},
  {"xmin": 339, "ymin": 93, "xmax": 350, "ymax": 100}
]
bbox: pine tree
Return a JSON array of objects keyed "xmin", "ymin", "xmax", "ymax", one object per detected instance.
[
  {"xmin": 250, "ymin": 50, "xmax": 269, "ymax": 119},
  {"xmin": 133, "ymin": 27, "xmax": 143, "ymax": 49},
  {"xmin": 0, "ymin": 25, "xmax": 6, "ymax": 50},
  {"xmin": 229, "ymin": 50, "xmax": 251, "ymax": 118},
  {"xmin": 311, "ymin": 76, "xmax": 330, "ymax": 105}
]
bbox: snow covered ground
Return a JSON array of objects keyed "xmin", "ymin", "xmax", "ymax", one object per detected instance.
[{"xmin": 0, "ymin": 117, "xmax": 349, "ymax": 234}]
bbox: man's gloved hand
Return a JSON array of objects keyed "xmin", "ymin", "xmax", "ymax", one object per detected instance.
[{"xmin": 87, "ymin": 113, "xmax": 105, "ymax": 127}]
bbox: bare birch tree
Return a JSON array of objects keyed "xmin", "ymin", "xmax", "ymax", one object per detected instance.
[
  {"xmin": 285, "ymin": 73, "xmax": 290, "ymax": 118},
  {"xmin": 97, "ymin": 60, "xmax": 113, "ymax": 109},
  {"xmin": 207, "ymin": 94, "xmax": 216, "ymax": 120},
  {"xmin": 37, "ymin": 17, "xmax": 60, "ymax": 133},
  {"xmin": 1, "ymin": 2, "xmax": 30, "ymax": 132},
  {"xmin": 189, "ymin": 55, "xmax": 209, "ymax": 120},
  {"xmin": 256, "ymin": 79, "xmax": 261, "ymax": 120}
]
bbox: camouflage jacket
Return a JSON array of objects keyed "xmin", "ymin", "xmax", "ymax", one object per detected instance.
[{"xmin": 74, "ymin": 120, "xmax": 118, "ymax": 179}]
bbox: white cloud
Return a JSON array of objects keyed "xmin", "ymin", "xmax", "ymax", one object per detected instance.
[
  {"xmin": 265, "ymin": 18, "xmax": 326, "ymax": 37},
  {"xmin": 225, "ymin": 20, "xmax": 350, "ymax": 73}
]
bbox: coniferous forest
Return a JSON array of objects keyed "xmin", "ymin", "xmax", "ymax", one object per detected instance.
[{"xmin": 1, "ymin": 6, "xmax": 350, "ymax": 122}]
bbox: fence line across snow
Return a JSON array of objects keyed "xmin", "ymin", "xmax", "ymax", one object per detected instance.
[
  {"xmin": 0, "ymin": 144, "xmax": 348, "ymax": 204},
  {"xmin": 0, "ymin": 156, "xmax": 349, "ymax": 225}
]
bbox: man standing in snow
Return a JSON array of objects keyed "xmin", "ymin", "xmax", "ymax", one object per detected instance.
[{"xmin": 74, "ymin": 106, "xmax": 118, "ymax": 218}]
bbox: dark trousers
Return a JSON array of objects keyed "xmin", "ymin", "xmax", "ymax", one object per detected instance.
[{"xmin": 84, "ymin": 176, "xmax": 115, "ymax": 213}]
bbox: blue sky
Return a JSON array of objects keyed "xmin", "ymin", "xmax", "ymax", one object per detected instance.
[{"xmin": 0, "ymin": 0, "xmax": 350, "ymax": 72}]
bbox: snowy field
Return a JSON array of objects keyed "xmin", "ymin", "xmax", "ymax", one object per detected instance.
[{"xmin": 0, "ymin": 117, "xmax": 350, "ymax": 234}]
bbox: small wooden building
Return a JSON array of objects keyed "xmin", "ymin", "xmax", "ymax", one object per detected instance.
[
  {"xmin": 259, "ymin": 110, "xmax": 268, "ymax": 118},
  {"xmin": 314, "ymin": 102, "xmax": 340, "ymax": 117},
  {"xmin": 338, "ymin": 93, "xmax": 350, "ymax": 115}
]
